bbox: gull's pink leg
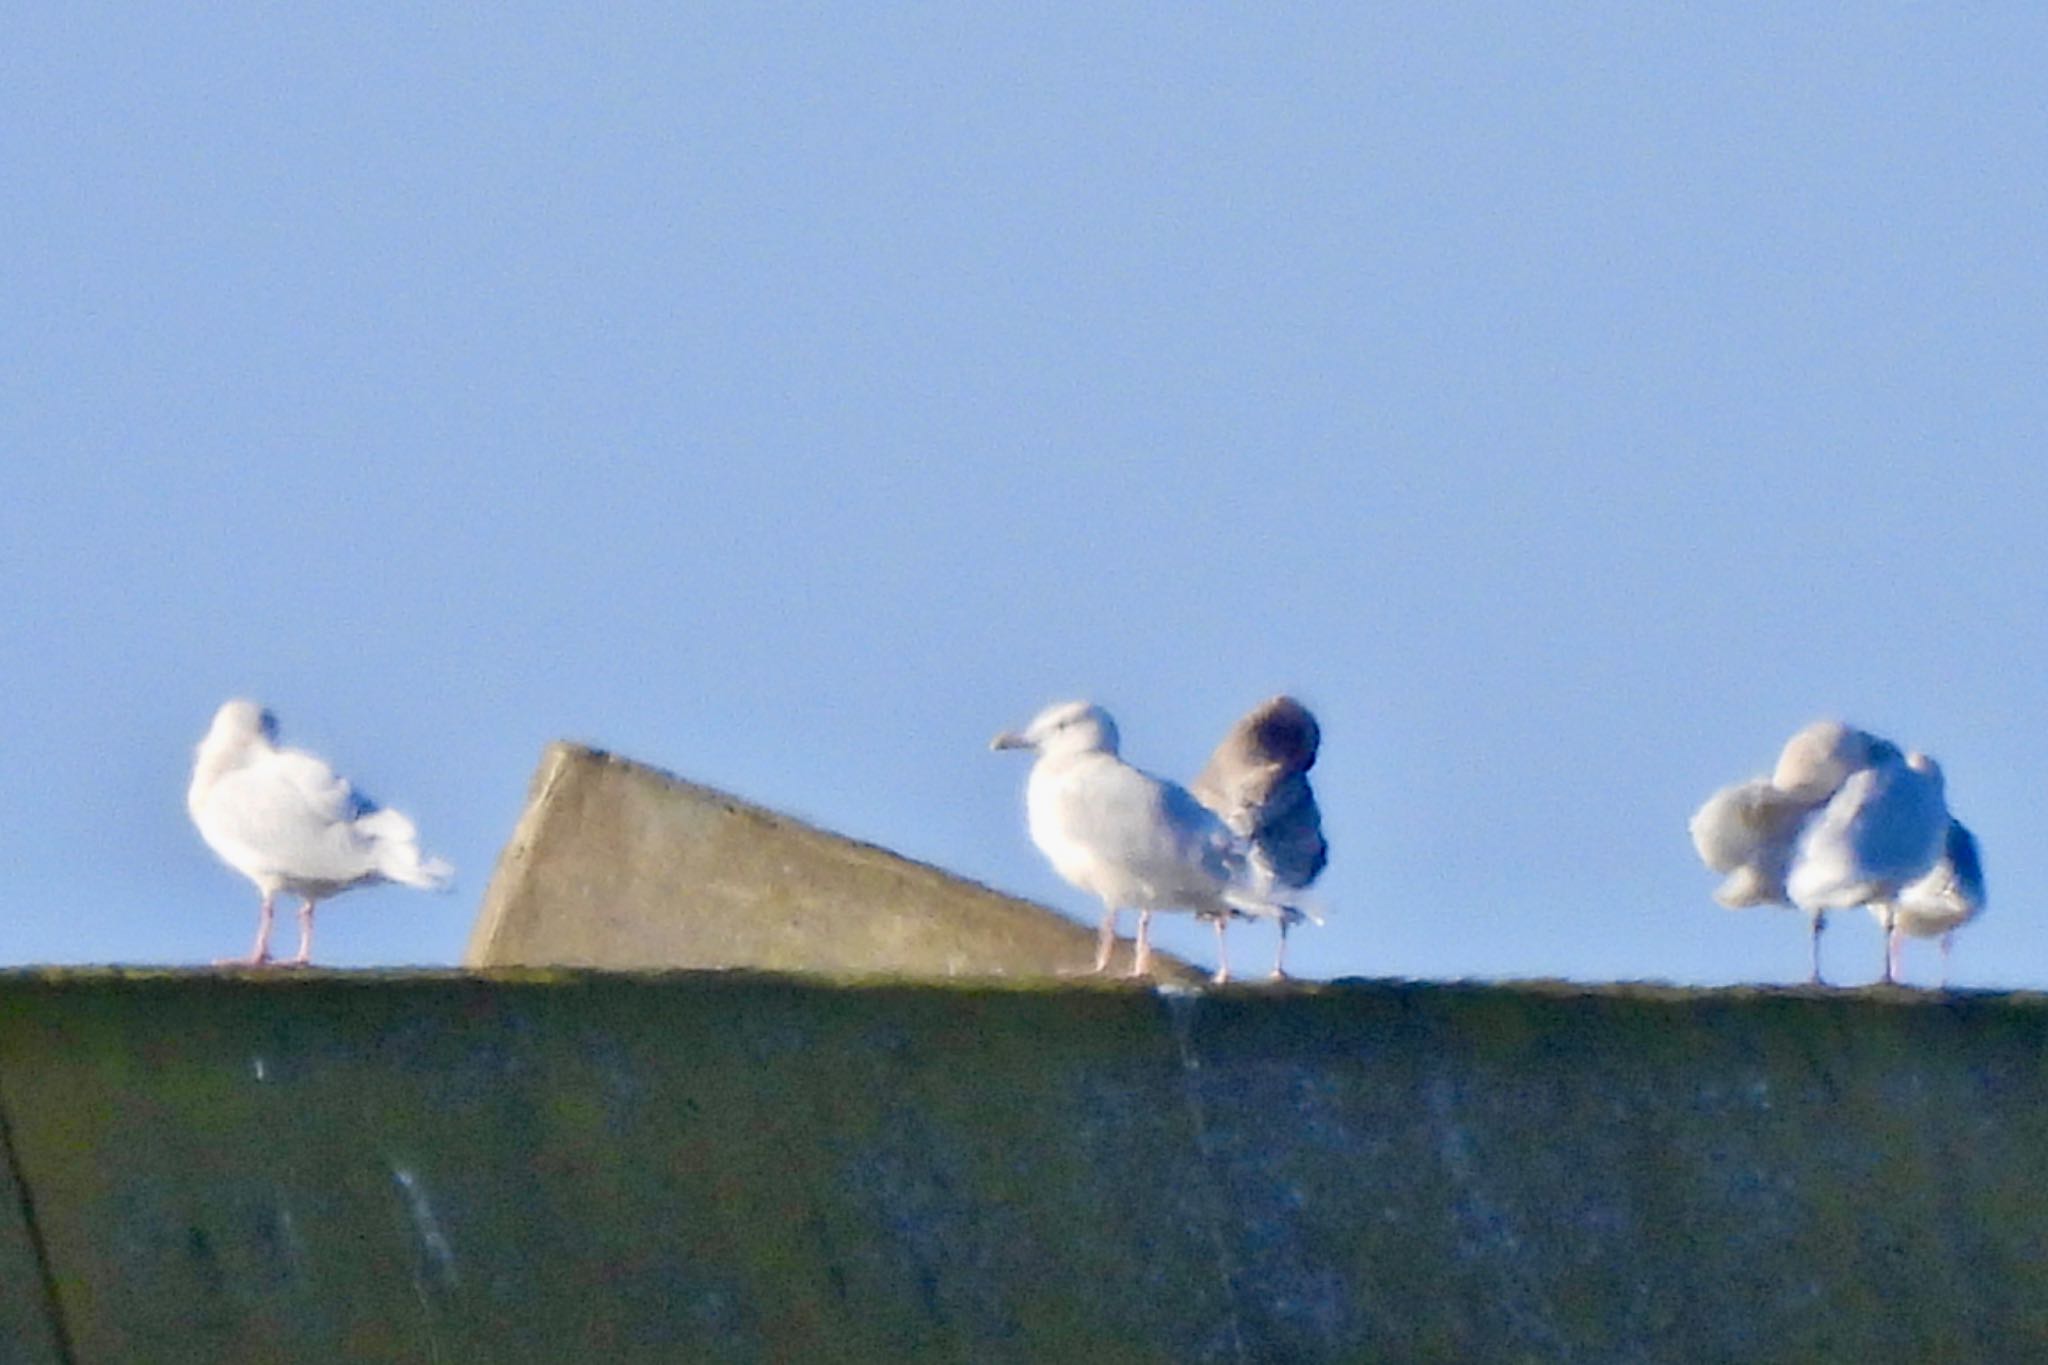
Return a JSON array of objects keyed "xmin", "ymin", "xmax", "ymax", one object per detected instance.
[
  {"xmin": 1807, "ymin": 912, "xmax": 1825, "ymax": 986},
  {"xmin": 1093, "ymin": 908, "xmax": 1121, "ymax": 974},
  {"xmin": 1271, "ymin": 919, "xmax": 1292, "ymax": 982},
  {"xmin": 218, "ymin": 892, "xmax": 277, "ymax": 966},
  {"xmin": 290, "ymin": 899, "xmax": 319, "ymax": 967},
  {"xmin": 1878, "ymin": 905, "xmax": 1898, "ymax": 985},
  {"xmin": 1129, "ymin": 910, "xmax": 1154, "ymax": 978},
  {"xmin": 1211, "ymin": 917, "xmax": 1231, "ymax": 985}
]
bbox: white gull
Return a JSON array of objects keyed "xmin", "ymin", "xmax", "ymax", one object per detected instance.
[
  {"xmin": 189, "ymin": 699, "xmax": 453, "ymax": 965},
  {"xmin": 1690, "ymin": 719, "xmax": 1890, "ymax": 983},
  {"xmin": 1786, "ymin": 744, "xmax": 1948, "ymax": 984},
  {"xmin": 991, "ymin": 700, "xmax": 1295, "ymax": 983},
  {"xmin": 1866, "ymin": 817, "xmax": 1984, "ymax": 987}
]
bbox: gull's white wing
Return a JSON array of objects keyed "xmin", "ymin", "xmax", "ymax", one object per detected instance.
[
  {"xmin": 193, "ymin": 749, "xmax": 383, "ymax": 888},
  {"xmin": 1789, "ymin": 759, "xmax": 1947, "ymax": 911},
  {"xmin": 1034, "ymin": 754, "xmax": 1246, "ymax": 915},
  {"xmin": 1690, "ymin": 777, "xmax": 1812, "ymax": 907},
  {"xmin": 1891, "ymin": 819, "xmax": 1985, "ymax": 936}
]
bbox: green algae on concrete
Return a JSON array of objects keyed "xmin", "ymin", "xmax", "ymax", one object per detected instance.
[
  {"xmin": 6, "ymin": 971, "xmax": 2048, "ymax": 1361},
  {"xmin": 0, "ymin": 971, "xmax": 1219, "ymax": 1363},
  {"xmin": 0, "ymin": 1094, "xmax": 66, "ymax": 1365},
  {"xmin": 465, "ymin": 743, "xmax": 1201, "ymax": 982}
]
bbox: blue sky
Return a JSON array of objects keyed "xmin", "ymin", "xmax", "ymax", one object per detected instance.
[{"xmin": 5, "ymin": 8, "xmax": 2045, "ymax": 987}]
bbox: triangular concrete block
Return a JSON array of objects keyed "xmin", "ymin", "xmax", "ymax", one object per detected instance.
[{"xmin": 466, "ymin": 743, "xmax": 1199, "ymax": 981}]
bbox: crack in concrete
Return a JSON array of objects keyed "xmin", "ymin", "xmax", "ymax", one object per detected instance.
[{"xmin": 0, "ymin": 1074, "xmax": 77, "ymax": 1365}]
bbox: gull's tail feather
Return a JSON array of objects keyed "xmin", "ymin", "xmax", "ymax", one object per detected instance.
[
  {"xmin": 404, "ymin": 853, "xmax": 457, "ymax": 892},
  {"xmin": 1223, "ymin": 853, "xmax": 1328, "ymax": 926},
  {"xmin": 1714, "ymin": 865, "xmax": 1780, "ymax": 909},
  {"xmin": 1273, "ymin": 891, "xmax": 1329, "ymax": 927},
  {"xmin": 357, "ymin": 807, "xmax": 455, "ymax": 891},
  {"xmin": 1212, "ymin": 875, "xmax": 1327, "ymax": 929}
]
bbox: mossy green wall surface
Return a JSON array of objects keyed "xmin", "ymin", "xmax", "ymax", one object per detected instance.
[
  {"xmin": 0, "ymin": 1102, "xmax": 65, "ymax": 1364},
  {"xmin": 2, "ymin": 972, "xmax": 2046, "ymax": 1363}
]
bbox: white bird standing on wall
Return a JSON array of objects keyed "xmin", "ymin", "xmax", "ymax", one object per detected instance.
[
  {"xmin": 990, "ymin": 700, "xmax": 1296, "ymax": 983},
  {"xmin": 188, "ymin": 699, "xmax": 453, "ymax": 966},
  {"xmin": 1866, "ymin": 817, "xmax": 1984, "ymax": 987},
  {"xmin": 1189, "ymin": 695, "xmax": 1327, "ymax": 980},
  {"xmin": 1690, "ymin": 719, "xmax": 1893, "ymax": 984},
  {"xmin": 1785, "ymin": 745, "xmax": 1948, "ymax": 978}
]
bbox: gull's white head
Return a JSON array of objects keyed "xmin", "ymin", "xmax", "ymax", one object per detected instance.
[
  {"xmin": 202, "ymin": 698, "xmax": 280, "ymax": 753},
  {"xmin": 990, "ymin": 700, "xmax": 1120, "ymax": 759},
  {"xmin": 1906, "ymin": 749, "xmax": 1944, "ymax": 791}
]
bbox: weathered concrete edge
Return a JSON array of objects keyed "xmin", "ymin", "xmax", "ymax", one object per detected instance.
[
  {"xmin": 8, "ymin": 965, "xmax": 2046, "ymax": 1008},
  {"xmin": 462, "ymin": 741, "xmax": 580, "ymax": 966}
]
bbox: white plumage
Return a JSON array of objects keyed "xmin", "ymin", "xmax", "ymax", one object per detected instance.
[
  {"xmin": 1867, "ymin": 817, "xmax": 1985, "ymax": 986},
  {"xmin": 991, "ymin": 700, "xmax": 1294, "ymax": 982},
  {"xmin": 1691, "ymin": 720, "xmax": 1954, "ymax": 985},
  {"xmin": 1688, "ymin": 777, "xmax": 1812, "ymax": 910},
  {"xmin": 1770, "ymin": 720, "xmax": 1887, "ymax": 803},
  {"xmin": 188, "ymin": 699, "xmax": 452, "ymax": 965},
  {"xmin": 1787, "ymin": 749, "xmax": 1948, "ymax": 913}
]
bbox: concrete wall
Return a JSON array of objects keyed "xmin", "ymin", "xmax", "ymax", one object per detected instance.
[
  {"xmin": 0, "ymin": 1107, "xmax": 65, "ymax": 1365},
  {"xmin": 465, "ymin": 744, "xmax": 1197, "ymax": 981},
  {"xmin": 4, "ymin": 970, "xmax": 2047, "ymax": 1362}
]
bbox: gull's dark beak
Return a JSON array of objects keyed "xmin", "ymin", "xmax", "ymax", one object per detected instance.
[{"xmin": 990, "ymin": 730, "xmax": 1030, "ymax": 752}]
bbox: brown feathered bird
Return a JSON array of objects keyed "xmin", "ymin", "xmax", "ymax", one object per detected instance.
[{"xmin": 1189, "ymin": 696, "xmax": 1327, "ymax": 979}]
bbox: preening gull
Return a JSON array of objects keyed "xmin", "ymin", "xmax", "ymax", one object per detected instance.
[
  {"xmin": 1866, "ymin": 818, "xmax": 1984, "ymax": 987},
  {"xmin": 188, "ymin": 699, "xmax": 453, "ymax": 965},
  {"xmin": 1771, "ymin": 720, "xmax": 1887, "ymax": 803},
  {"xmin": 1189, "ymin": 695, "xmax": 1327, "ymax": 980},
  {"xmin": 1688, "ymin": 777, "xmax": 1812, "ymax": 910},
  {"xmin": 1786, "ymin": 747, "xmax": 1948, "ymax": 967},
  {"xmin": 990, "ymin": 700, "xmax": 1295, "ymax": 983},
  {"xmin": 1690, "ymin": 719, "xmax": 1896, "ymax": 983}
]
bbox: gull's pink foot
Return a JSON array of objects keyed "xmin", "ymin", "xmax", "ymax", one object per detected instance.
[
  {"xmin": 223, "ymin": 892, "xmax": 280, "ymax": 968},
  {"xmin": 1127, "ymin": 911, "xmax": 1155, "ymax": 977}
]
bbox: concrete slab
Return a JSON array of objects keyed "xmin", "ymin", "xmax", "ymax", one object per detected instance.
[
  {"xmin": 0, "ymin": 1100, "xmax": 65, "ymax": 1365},
  {"xmin": 8, "ymin": 971, "xmax": 2048, "ymax": 1361},
  {"xmin": 464, "ymin": 743, "xmax": 1199, "ymax": 981},
  {"xmin": 0, "ymin": 971, "xmax": 1215, "ymax": 1364}
]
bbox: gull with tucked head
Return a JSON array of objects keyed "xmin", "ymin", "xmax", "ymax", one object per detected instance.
[
  {"xmin": 1875, "ymin": 818, "xmax": 1985, "ymax": 987},
  {"xmin": 1690, "ymin": 718, "xmax": 1906, "ymax": 984},
  {"xmin": 188, "ymin": 699, "xmax": 453, "ymax": 966},
  {"xmin": 991, "ymin": 700, "xmax": 1297, "ymax": 982},
  {"xmin": 1771, "ymin": 720, "xmax": 1889, "ymax": 804},
  {"xmin": 1787, "ymin": 746, "xmax": 1949, "ymax": 987},
  {"xmin": 1189, "ymin": 695, "xmax": 1327, "ymax": 979}
]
